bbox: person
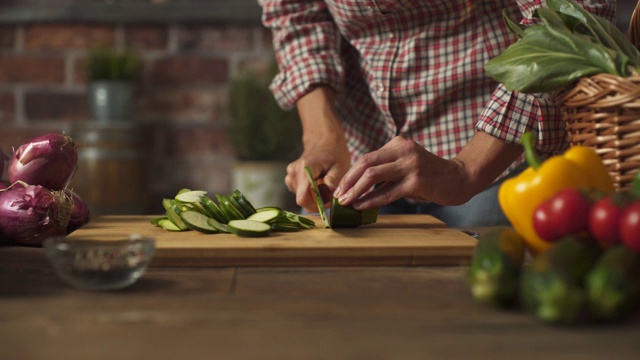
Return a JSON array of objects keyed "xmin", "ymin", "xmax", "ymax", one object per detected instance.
[{"xmin": 258, "ymin": 0, "xmax": 616, "ymax": 227}]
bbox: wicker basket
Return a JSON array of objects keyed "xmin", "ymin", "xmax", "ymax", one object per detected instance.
[{"xmin": 553, "ymin": 4, "xmax": 640, "ymax": 191}]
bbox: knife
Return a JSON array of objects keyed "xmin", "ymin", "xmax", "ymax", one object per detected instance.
[{"xmin": 304, "ymin": 166, "xmax": 331, "ymax": 228}]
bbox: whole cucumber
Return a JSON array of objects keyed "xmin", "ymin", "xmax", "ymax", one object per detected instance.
[
  {"xmin": 586, "ymin": 245, "xmax": 640, "ymax": 322},
  {"xmin": 468, "ymin": 228, "xmax": 526, "ymax": 308},
  {"xmin": 520, "ymin": 235, "xmax": 602, "ymax": 325}
]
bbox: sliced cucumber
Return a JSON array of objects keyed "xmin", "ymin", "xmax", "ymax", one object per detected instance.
[
  {"xmin": 162, "ymin": 198, "xmax": 173, "ymax": 211},
  {"xmin": 166, "ymin": 206, "xmax": 189, "ymax": 230},
  {"xmin": 233, "ymin": 189, "xmax": 257, "ymax": 214},
  {"xmin": 158, "ymin": 218, "xmax": 184, "ymax": 231},
  {"xmin": 149, "ymin": 216, "xmax": 165, "ymax": 225},
  {"xmin": 247, "ymin": 208, "xmax": 282, "ymax": 224},
  {"xmin": 207, "ymin": 217, "xmax": 229, "ymax": 233},
  {"xmin": 203, "ymin": 196, "xmax": 229, "ymax": 224},
  {"xmin": 227, "ymin": 220, "xmax": 271, "ymax": 237},
  {"xmin": 180, "ymin": 210, "xmax": 219, "ymax": 234},
  {"xmin": 271, "ymin": 221, "xmax": 301, "ymax": 232},
  {"xmin": 227, "ymin": 194, "xmax": 250, "ymax": 218},
  {"xmin": 175, "ymin": 190, "xmax": 207, "ymax": 203},
  {"xmin": 216, "ymin": 194, "xmax": 245, "ymax": 220}
]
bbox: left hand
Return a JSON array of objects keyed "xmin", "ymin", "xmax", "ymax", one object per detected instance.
[{"xmin": 333, "ymin": 136, "xmax": 472, "ymax": 210}]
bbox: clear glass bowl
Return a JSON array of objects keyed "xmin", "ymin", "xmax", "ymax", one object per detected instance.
[{"xmin": 43, "ymin": 235, "xmax": 156, "ymax": 291}]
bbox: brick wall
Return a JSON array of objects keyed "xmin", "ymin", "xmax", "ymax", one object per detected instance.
[{"xmin": 0, "ymin": 21, "xmax": 280, "ymax": 215}]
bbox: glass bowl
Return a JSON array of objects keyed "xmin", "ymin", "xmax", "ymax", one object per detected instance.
[{"xmin": 43, "ymin": 235, "xmax": 156, "ymax": 291}]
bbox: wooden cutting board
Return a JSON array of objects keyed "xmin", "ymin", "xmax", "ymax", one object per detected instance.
[{"xmin": 66, "ymin": 215, "xmax": 478, "ymax": 267}]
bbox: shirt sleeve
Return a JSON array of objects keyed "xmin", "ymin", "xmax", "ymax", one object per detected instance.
[
  {"xmin": 476, "ymin": 0, "xmax": 616, "ymax": 155},
  {"xmin": 259, "ymin": 0, "xmax": 345, "ymax": 110}
]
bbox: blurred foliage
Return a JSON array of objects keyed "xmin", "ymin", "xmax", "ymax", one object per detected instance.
[
  {"xmin": 87, "ymin": 47, "xmax": 139, "ymax": 81},
  {"xmin": 228, "ymin": 60, "xmax": 302, "ymax": 161}
]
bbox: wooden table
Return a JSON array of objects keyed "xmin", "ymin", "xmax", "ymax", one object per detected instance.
[{"xmin": 1, "ymin": 238, "xmax": 639, "ymax": 360}]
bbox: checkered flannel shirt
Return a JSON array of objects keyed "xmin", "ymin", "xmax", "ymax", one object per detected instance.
[{"xmin": 259, "ymin": 0, "xmax": 615, "ymax": 176}]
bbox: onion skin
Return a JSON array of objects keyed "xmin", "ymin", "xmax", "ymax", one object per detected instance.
[
  {"xmin": 0, "ymin": 184, "xmax": 72, "ymax": 246},
  {"xmin": 8, "ymin": 133, "xmax": 78, "ymax": 191},
  {"xmin": 66, "ymin": 190, "xmax": 90, "ymax": 233}
]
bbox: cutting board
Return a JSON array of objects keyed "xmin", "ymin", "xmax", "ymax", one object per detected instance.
[{"xmin": 66, "ymin": 215, "xmax": 478, "ymax": 267}]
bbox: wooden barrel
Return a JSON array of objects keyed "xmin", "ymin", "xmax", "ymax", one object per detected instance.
[{"xmin": 69, "ymin": 123, "xmax": 149, "ymax": 216}]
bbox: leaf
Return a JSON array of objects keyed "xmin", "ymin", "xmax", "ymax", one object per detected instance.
[
  {"xmin": 485, "ymin": 8, "xmax": 629, "ymax": 93},
  {"xmin": 546, "ymin": 0, "xmax": 640, "ymax": 68},
  {"xmin": 503, "ymin": 10, "xmax": 525, "ymax": 38}
]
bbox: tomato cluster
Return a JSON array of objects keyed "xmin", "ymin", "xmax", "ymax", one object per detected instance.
[{"xmin": 533, "ymin": 188, "xmax": 640, "ymax": 253}]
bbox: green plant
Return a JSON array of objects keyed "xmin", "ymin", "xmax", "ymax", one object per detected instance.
[
  {"xmin": 228, "ymin": 61, "xmax": 302, "ymax": 161},
  {"xmin": 485, "ymin": 0, "xmax": 640, "ymax": 93},
  {"xmin": 87, "ymin": 47, "xmax": 139, "ymax": 82}
]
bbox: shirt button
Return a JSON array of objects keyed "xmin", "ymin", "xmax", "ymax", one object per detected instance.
[
  {"xmin": 366, "ymin": 6, "xmax": 376, "ymax": 14},
  {"xmin": 387, "ymin": 32, "xmax": 394, "ymax": 39},
  {"xmin": 373, "ymin": 82, "xmax": 385, "ymax": 93}
]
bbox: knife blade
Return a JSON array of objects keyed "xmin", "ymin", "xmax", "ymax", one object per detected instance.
[{"xmin": 304, "ymin": 166, "xmax": 331, "ymax": 228}]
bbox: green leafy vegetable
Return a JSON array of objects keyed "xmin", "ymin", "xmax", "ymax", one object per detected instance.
[{"xmin": 485, "ymin": 0, "xmax": 640, "ymax": 93}]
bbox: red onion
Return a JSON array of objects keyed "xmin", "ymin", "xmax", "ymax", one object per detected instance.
[
  {"xmin": 0, "ymin": 183, "xmax": 72, "ymax": 246},
  {"xmin": 0, "ymin": 181, "xmax": 9, "ymax": 190},
  {"xmin": 66, "ymin": 189, "xmax": 91, "ymax": 234},
  {"xmin": 8, "ymin": 133, "xmax": 78, "ymax": 191}
]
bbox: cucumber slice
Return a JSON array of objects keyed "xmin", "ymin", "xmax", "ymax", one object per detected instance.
[
  {"xmin": 149, "ymin": 216, "xmax": 166, "ymax": 225},
  {"xmin": 304, "ymin": 166, "xmax": 330, "ymax": 228},
  {"xmin": 207, "ymin": 217, "xmax": 229, "ymax": 233},
  {"xmin": 175, "ymin": 190, "xmax": 207, "ymax": 203},
  {"xmin": 192, "ymin": 201, "xmax": 212, "ymax": 217},
  {"xmin": 180, "ymin": 210, "xmax": 219, "ymax": 234},
  {"xmin": 203, "ymin": 196, "xmax": 229, "ymax": 223},
  {"xmin": 166, "ymin": 206, "xmax": 189, "ymax": 230},
  {"xmin": 227, "ymin": 194, "xmax": 250, "ymax": 218},
  {"xmin": 216, "ymin": 194, "xmax": 245, "ymax": 220},
  {"xmin": 227, "ymin": 220, "xmax": 271, "ymax": 237},
  {"xmin": 158, "ymin": 218, "xmax": 184, "ymax": 231},
  {"xmin": 247, "ymin": 208, "xmax": 282, "ymax": 224},
  {"xmin": 284, "ymin": 211, "xmax": 316, "ymax": 229},
  {"xmin": 271, "ymin": 221, "xmax": 301, "ymax": 232},
  {"xmin": 176, "ymin": 188, "xmax": 192, "ymax": 195},
  {"xmin": 233, "ymin": 189, "xmax": 257, "ymax": 214},
  {"xmin": 162, "ymin": 198, "xmax": 173, "ymax": 211}
]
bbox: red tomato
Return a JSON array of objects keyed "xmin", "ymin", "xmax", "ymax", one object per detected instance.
[
  {"xmin": 588, "ymin": 194, "xmax": 626, "ymax": 248},
  {"xmin": 620, "ymin": 200, "xmax": 640, "ymax": 254},
  {"xmin": 533, "ymin": 188, "xmax": 592, "ymax": 242}
]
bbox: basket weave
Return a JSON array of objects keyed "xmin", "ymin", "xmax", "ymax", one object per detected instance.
[
  {"xmin": 556, "ymin": 74, "xmax": 640, "ymax": 191},
  {"xmin": 553, "ymin": 4, "xmax": 640, "ymax": 191}
]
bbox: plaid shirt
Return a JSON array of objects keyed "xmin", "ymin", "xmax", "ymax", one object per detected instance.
[{"xmin": 259, "ymin": 0, "xmax": 615, "ymax": 174}]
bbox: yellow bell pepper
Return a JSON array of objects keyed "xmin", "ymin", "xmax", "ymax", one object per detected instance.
[{"xmin": 498, "ymin": 132, "xmax": 615, "ymax": 255}]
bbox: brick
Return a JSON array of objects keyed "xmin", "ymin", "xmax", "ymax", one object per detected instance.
[
  {"xmin": 178, "ymin": 25, "xmax": 254, "ymax": 52},
  {"xmin": 0, "ymin": 92, "xmax": 15, "ymax": 124},
  {"xmin": 164, "ymin": 126, "xmax": 233, "ymax": 157},
  {"xmin": 0, "ymin": 26, "xmax": 16, "ymax": 49},
  {"xmin": 150, "ymin": 56, "xmax": 228, "ymax": 86},
  {"xmin": 24, "ymin": 24, "xmax": 116, "ymax": 50},
  {"xmin": 24, "ymin": 91, "xmax": 89, "ymax": 122},
  {"xmin": 0, "ymin": 55, "xmax": 65, "ymax": 84},
  {"xmin": 0, "ymin": 127, "xmax": 52, "ymax": 155},
  {"xmin": 125, "ymin": 25, "xmax": 168, "ymax": 51},
  {"xmin": 134, "ymin": 88, "xmax": 225, "ymax": 123}
]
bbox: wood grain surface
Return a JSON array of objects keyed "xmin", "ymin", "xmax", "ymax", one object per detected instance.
[{"xmin": 66, "ymin": 215, "xmax": 478, "ymax": 267}]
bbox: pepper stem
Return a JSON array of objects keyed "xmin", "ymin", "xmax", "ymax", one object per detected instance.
[{"xmin": 521, "ymin": 132, "xmax": 542, "ymax": 170}]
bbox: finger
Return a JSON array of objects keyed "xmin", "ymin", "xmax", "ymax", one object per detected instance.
[
  {"xmin": 351, "ymin": 180, "xmax": 405, "ymax": 210},
  {"xmin": 337, "ymin": 160, "xmax": 404, "ymax": 206},
  {"xmin": 335, "ymin": 139, "xmax": 404, "ymax": 198}
]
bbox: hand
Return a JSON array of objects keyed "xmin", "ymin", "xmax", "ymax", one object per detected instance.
[
  {"xmin": 333, "ymin": 136, "xmax": 472, "ymax": 210},
  {"xmin": 286, "ymin": 86, "xmax": 351, "ymax": 212},
  {"xmin": 285, "ymin": 139, "xmax": 351, "ymax": 213}
]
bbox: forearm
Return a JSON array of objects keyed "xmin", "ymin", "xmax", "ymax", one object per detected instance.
[
  {"xmin": 453, "ymin": 131, "xmax": 523, "ymax": 197},
  {"xmin": 296, "ymin": 86, "xmax": 348, "ymax": 151}
]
